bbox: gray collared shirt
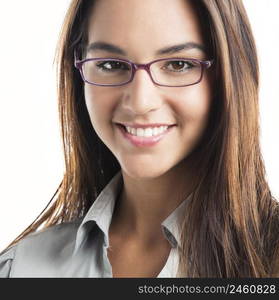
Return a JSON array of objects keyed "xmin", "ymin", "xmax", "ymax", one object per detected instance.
[{"xmin": 0, "ymin": 171, "xmax": 192, "ymax": 277}]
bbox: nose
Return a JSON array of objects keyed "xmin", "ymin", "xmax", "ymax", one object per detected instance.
[{"xmin": 121, "ymin": 67, "xmax": 163, "ymax": 115}]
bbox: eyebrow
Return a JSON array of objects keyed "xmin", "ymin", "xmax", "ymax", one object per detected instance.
[{"xmin": 86, "ymin": 41, "xmax": 205, "ymax": 56}]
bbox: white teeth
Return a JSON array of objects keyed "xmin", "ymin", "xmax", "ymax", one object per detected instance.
[
  {"xmin": 131, "ymin": 128, "xmax": 136, "ymax": 135},
  {"xmin": 125, "ymin": 126, "xmax": 169, "ymax": 137}
]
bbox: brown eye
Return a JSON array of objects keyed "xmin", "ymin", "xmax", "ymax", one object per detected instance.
[
  {"xmin": 96, "ymin": 60, "xmax": 130, "ymax": 72},
  {"xmin": 164, "ymin": 60, "xmax": 195, "ymax": 72}
]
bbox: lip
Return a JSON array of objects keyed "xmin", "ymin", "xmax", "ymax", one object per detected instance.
[
  {"xmin": 117, "ymin": 123, "xmax": 176, "ymax": 129},
  {"xmin": 115, "ymin": 123, "xmax": 176, "ymax": 147}
]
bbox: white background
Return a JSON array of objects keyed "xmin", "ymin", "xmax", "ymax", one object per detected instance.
[{"xmin": 0, "ymin": 0, "xmax": 278, "ymax": 251}]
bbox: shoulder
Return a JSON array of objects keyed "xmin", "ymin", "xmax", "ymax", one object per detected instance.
[
  {"xmin": 25, "ymin": 219, "xmax": 82, "ymax": 246},
  {"xmin": 20, "ymin": 219, "xmax": 82, "ymax": 251},
  {"xmin": 0, "ymin": 244, "xmax": 16, "ymax": 277},
  {"xmin": 0, "ymin": 219, "xmax": 82, "ymax": 278}
]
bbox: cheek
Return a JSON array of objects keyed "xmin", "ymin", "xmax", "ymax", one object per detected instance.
[
  {"xmin": 170, "ymin": 78, "xmax": 212, "ymax": 154},
  {"xmin": 84, "ymin": 87, "xmax": 128, "ymax": 159},
  {"xmin": 173, "ymin": 79, "xmax": 212, "ymax": 128},
  {"xmin": 84, "ymin": 86, "xmax": 115, "ymax": 134}
]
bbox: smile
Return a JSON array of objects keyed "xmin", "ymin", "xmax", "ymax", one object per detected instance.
[
  {"xmin": 116, "ymin": 124, "xmax": 176, "ymax": 147},
  {"xmin": 124, "ymin": 125, "xmax": 169, "ymax": 137}
]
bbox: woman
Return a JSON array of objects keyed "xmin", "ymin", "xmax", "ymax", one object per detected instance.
[{"xmin": 0, "ymin": 0, "xmax": 278, "ymax": 277}]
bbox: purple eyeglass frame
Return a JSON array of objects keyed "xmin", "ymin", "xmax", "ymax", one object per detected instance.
[{"xmin": 74, "ymin": 50, "xmax": 214, "ymax": 87}]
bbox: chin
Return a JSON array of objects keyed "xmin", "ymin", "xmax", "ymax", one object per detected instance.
[{"xmin": 121, "ymin": 163, "xmax": 173, "ymax": 181}]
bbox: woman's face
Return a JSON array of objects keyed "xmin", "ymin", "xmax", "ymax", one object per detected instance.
[{"xmin": 84, "ymin": 0, "xmax": 213, "ymax": 179}]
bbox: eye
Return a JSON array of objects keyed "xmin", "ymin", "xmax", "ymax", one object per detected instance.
[
  {"xmin": 163, "ymin": 60, "xmax": 195, "ymax": 72},
  {"xmin": 96, "ymin": 60, "xmax": 131, "ymax": 72}
]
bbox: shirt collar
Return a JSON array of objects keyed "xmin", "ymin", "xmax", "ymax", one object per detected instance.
[
  {"xmin": 74, "ymin": 171, "xmax": 192, "ymax": 254},
  {"xmin": 161, "ymin": 194, "xmax": 192, "ymax": 248},
  {"xmin": 74, "ymin": 171, "xmax": 123, "ymax": 254}
]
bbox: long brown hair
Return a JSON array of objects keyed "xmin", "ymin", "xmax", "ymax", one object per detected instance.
[{"xmin": 6, "ymin": 0, "xmax": 279, "ymax": 277}]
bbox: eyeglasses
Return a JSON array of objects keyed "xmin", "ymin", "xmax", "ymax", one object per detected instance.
[{"xmin": 74, "ymin": 51, "xmax": 214, "ymax": 88}]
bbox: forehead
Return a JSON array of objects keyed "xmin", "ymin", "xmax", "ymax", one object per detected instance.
[{"xmin": 87, "ymin": 0, "xmax": 204, "ymax": 59}]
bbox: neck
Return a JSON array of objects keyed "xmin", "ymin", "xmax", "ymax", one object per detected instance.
[{"xmin": 110, "ymin": 157, "xmax": 198, "ymax": 245}]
